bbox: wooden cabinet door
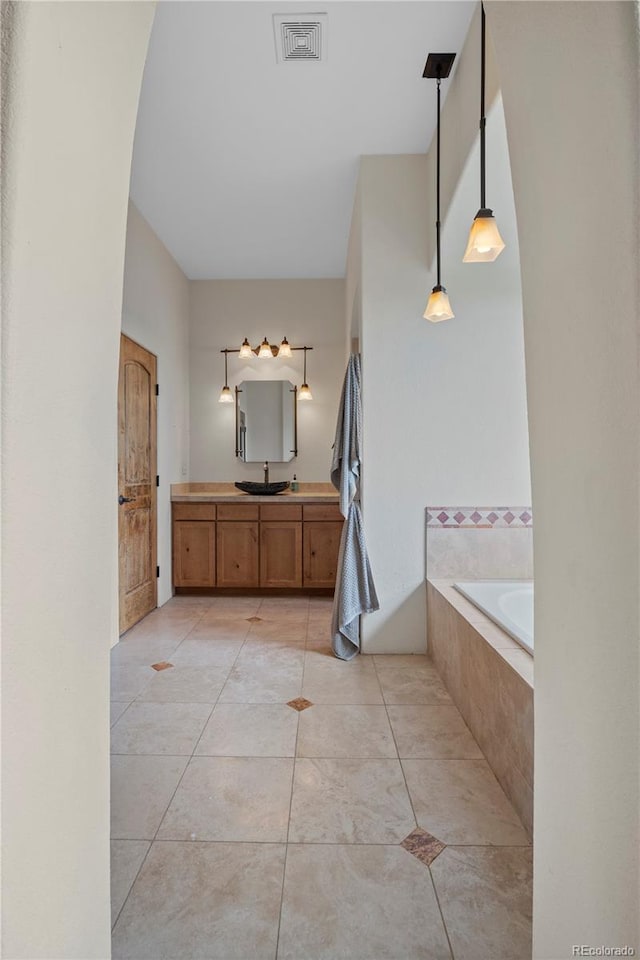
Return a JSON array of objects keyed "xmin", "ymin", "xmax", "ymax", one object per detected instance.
[
  {"xmin": 217, "ymin": 522, "xmax": 259, "ymax": 588},
  {"xmin": 118, "ymin": 334, "xmax": 157, "ymax": 633},
  {"xmin": 260, "ymin": 522, "xmax": 302, "ymax": 588},
  {"xmin": 173, "ymin": 521, "xmax": 215, "ymax": 587},
  {"xmin": 303, "ymin": 521, "xmax": 343, "ymax": 588}
]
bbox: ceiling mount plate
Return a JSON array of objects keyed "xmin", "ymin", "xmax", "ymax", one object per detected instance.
[{"xmin": 423, "ymin": 52, "xmax": 456, "ymax": 79}]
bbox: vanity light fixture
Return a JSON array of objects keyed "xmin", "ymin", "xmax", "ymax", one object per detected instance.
[
  {"xmin": 219, "ymin": 350, "xmax": 234, "ymax": 403},
  {"xmin": 258, "ymin": 337, "xmax": 273, "ymax": 358},
  {"xmin": 423, "ymin": 51, "xmax": 456, "ymax": 323},
  {"xmin": 278, "ymin": 337, "xmax": 293, "ymax": 359},
  {"xmin": 299, "ymin": 346, "xmax": 313, "ymax": 401},
  {"xmin": 462, "ymin": 5, "xmax": 505, "ymax": 263},
  {"xmin": 239, "ymin": 337, "xmax": 254, "ymax": 359}
]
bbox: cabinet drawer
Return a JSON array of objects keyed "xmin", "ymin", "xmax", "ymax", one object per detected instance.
[
  {"xmin": 260, "ymin": 503, "xmax": 303, "ymax": 521},
  {"xmin": 303, "ymin": 503, "xmax": 342, "ymax": 522},
  {"xmin": 173, "ymin": 503, "xmax": 216, "ymax": 521},
  {"xmin": 217, "ymin": 503, "xmax": 260, "ymax": 521}
]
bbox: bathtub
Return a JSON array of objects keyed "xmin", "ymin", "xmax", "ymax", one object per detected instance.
[{"xmin": 453, "ymin": 580, "xmax": 534, "ymax": 655}]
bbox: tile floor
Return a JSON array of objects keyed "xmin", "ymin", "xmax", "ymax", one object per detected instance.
[{"xmin": 111, "ymin": 595, "xmax": 532, "ymax": 960}]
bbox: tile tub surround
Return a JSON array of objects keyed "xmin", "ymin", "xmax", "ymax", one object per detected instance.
[
  {"xmin": 111, "ymin": 594, "xmax": 532, "ymax": 958},
  {"xmin": 426, "ymin": 580, "xmax": 534, "ymax": 837},
  {"xmin": 426, "ymin": 506, "xmax": 534, "ymax": 581}
]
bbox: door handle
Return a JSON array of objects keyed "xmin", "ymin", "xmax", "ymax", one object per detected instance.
[{"xmin": 118, "ymin": 495, "xmax": 136, "ymax": 505}]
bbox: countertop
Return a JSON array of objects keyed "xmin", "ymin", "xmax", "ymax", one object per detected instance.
[{"xmin": 170, "ymin": 482, "xmax": 339, "ymax": 504}]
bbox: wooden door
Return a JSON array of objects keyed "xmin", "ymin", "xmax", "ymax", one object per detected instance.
[
  {"xmin": 217, "ymin": 522, "xmax": 259, "ymax": 588},
  {"xmin": 173, "ymin": 521, "xmax": 216, "ymax": 587},
  {"xmin": 303, "ymin": 521, "xmax": 343, "ymax": 588},
  {"xmin": 118, "ymin": 334, "xmax": 157, "ymax": 633},
  {"xmin": 260, "ymin": 522, "xmax": 302, "ymax": 588}
]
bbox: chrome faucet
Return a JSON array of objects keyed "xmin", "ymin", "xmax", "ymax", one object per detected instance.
[{"xmin": 263, "ymin": 461, "xmax": 269, "ymax": 484}]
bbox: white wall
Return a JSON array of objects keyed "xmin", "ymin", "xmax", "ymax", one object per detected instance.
[
  {"xmin": 486, "ymin": 2, "xmax": 640, "ymax": 955},
  {"xmin": 189, "ymin": 280, "xmax": 345, "ymax": 483},
  {"xmin": 356, "ymin": 120, "xmax": 530, "ymax": 655},
  {"xmin": 122, "ymin": 201, "xmax": 190, "ymax": 610},
  {"xmin": 1, "ymin": 2, "xmax": 154, "ymax": 957}
]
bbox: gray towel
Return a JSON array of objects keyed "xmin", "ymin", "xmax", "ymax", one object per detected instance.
[{"xmin": 330, "ymin": 355, "xmax": 379, "ymax": 660}]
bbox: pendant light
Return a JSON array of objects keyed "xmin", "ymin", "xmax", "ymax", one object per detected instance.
[
  {"xmin": 463, "ymin": 5, "xmax": 505, "ymax": 263},
  {"xmin": 299, "ymin": 347, "xmax": 313, "ymax": 401},
  {"xmin": 278, "ymin": 337, "xmax": 293, "ymax": 359},
  {"xmin": 219, "ymin": 350, "xmax": 234, "ymax": 403},
  {"xmin": 423, "ymin": 52, "xmax": 456, "ymax": 323},
  {"xmin": 258, "ymin": 337, "xmax": 273, "ymax": 358},
  {"xmin": 239, "ymin": 337, "xmax": 253, "ymax": 359}
]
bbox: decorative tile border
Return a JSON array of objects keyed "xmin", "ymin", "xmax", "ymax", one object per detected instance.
[{"xmin": 426, "ymin": 507, "xmax": 533, "ymax": 528}]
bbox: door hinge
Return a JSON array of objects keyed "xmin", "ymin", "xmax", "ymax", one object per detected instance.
[
  {"xmin": 156, "ymin": 566, "xmax": 160, "ymax": 578},
  {"xmin": 156, "ymin": 475, "xmax": 160, "ymax": 487},
  {"xmin": 155, "ymin": 383, "xmax": 159, "ymax": 396}
]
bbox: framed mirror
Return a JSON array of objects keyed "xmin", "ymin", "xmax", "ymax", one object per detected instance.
[{"xmin": 236, "ymin": 380, "xmax": 297, "ymax": 462}]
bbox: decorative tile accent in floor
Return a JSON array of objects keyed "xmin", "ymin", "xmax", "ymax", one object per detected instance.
[
  {"xmin": 401, "ymin": 826, "xmax": 447, "ymax": 866},
  {"xmin": 110, "ymin": 594, "xmax": 532, "ymax": 959},
  {"xmin": 287, "ymin": 696, "xmax": 313, "ymax": 711}
]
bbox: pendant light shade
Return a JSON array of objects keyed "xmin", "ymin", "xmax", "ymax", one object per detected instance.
[
  {"xmin": 239, "ymin": 337, "xmax": 254, "ymax": 359},
  {"xmin": 423, "ymin": 52, "xmax": 456, "ymax": 323},
  {"xmin": 463, "ymin": 210, "xmax": 505, "ymax": 262},
  {"xmin": 258, "ymin": 337, "xmax": 273, "ymax": 358},
  {"xmin": 464, "ymin": 5, "xmax": 505, "ymax": 263},
  {"xmin": 278, "ymin": 337, "xmax": 293, "ymax": 359},
  {"xmin": 424, "ymin": 286, "xmax": 454, "ymax": 323}
]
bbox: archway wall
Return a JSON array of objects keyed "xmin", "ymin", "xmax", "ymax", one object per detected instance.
[
  {"xmin": 485, "ymin": 2, "xmax": 640, "ymax": 956},
  {"xmin": 1, "ymin": 2, "xmax": 155, "ymax": 956}
]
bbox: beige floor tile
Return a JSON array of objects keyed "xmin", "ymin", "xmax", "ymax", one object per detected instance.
[
  {"xmin": 373, "ymin": 655, "xmax": 432, "ymax": 669},
  {"xmin": 111, "ymin": 635, "xmax": 181, "ymax": 668},
  {"xmin": 304, "ymin": 640, "xmax": 334, "ymax": 658},
  {"xmin": 110, "ymin": 702, "xmax": 131, "ymax": 727},
  {"xmin": 289, "ymin": 758, "xmax": 415, "ymax": 843},
  {"xmin": 202, "ymin": 598, "xmax": 262, "ymax": 620},
  {"xmin": 278, "ymin": 843, "xmax": 451, "ymax": 960},
  {"xmin": 185, "ymin": 617, "xmax": 251, "ymax": 640},
  {"xmin": 376, "ymin": 665, "xmax": 453, "ymax": 705},
  {"xmin": 237, "ymin": 643, "xmax": 305, "ymax": 666},
  {"xmin": 111, "ymin": 840, "xmax": 150, "ymax": 926},
  {"xmin": 112, "ymin": 841, "xmax": 286, "ymax": 959},
  {"xmin": 431, "ymin": 846, "xmax": 532, "ymax": 960},
  {"xmin": 136, "ymin": 665, "xmax": 228, "ymax": 703},
  {"xmin": 219, "ymin": 660, "xmax": 304, "ymax": 703},
  {"xmin": 248, "ymin": 621, "xmax": 308, "ymax": 644},
  {"xmin": 388, "ymin": 705, "xmax": 483, "ymax": 759},
  {"xmin": 302, "ymin": 659, "xmax": 383, "ymax": 704},
  {"xmin": 157, "ymin": 757, "xmax": 294, "ymax": 842},
  {"xmin": 196, "ymin": 703, "xmax": 298, "ymax": 757},
  {"xmin": 402, "ymin": 759, "xmax": 530, "ymax": 845},
  {"xmin": 110, "ymin": 701, "xmax": 212, "ymax": 756},
  {"xmin": 111, "ymin": 755, "xmax": 188, "ymax": 839},
  {"xmin": 170, "ymin": 636, "xmax": 245, "ymax": 668},
  {"xmin": 110, "ymin": 664, "xmax": 156, "ymax": 701},
  {"xmin": 297, "ymin": 705, "xmax": 397, "ymax": 758}
]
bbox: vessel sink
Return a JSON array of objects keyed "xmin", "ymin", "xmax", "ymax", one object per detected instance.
[{"xmin": 234, "ymin": 481, "xmax": 290, "ymax": 496}]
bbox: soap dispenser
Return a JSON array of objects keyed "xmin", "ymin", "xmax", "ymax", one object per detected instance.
[{"xmin": 291, "ymin": 474, "xmax": 298, "ymax": 492}]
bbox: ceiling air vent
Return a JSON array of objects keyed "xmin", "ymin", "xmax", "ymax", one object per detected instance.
[{"xmin": 273, "ymin": 13, "xmax": 328, "ymax": 63}]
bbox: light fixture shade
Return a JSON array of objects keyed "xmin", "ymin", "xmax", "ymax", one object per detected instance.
[
  {"xmin": 278, "ymin": 337, "xmax": 293, "ymax": 359},
  {"xmin": 424, "ymin": 286, "xmax": 454, "ymax": 323},
  {"xmin": 219, "ymin": 385, "xmax": 234, "ymax": 403},
  {"xmin": 463, "ymin": 210, "xmax": 506, "ymax": 262},
  {"xmin": 258, "ymin": 337, "xmax": 273, "ymax": 358},
  {"xmin": 299, "ymin": 383, "xmax": 313, "ymax": 401},
  {"xmin": 239, "ymin": 338, "xmax": 254, "ymax": 359}
]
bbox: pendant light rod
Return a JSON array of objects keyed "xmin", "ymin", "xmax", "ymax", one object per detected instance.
[
  {"xmin": 435, "ymin": 73, "xmax": 442, "ymax": 287},
  {"xmin": 303, "ymin": 347, "xmax": 308, "ymax": 383},
  {"xmin": 480, "ymin": 2, "xmax": 486, "ymax": 210},
  {"xmin": 223, "ymin": 349, "xmax": 229, "ymax": 387}
]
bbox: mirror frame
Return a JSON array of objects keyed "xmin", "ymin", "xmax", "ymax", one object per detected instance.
[{"xmin": 235, "ymin": 383, "xmax": 298, "ymax": 462}]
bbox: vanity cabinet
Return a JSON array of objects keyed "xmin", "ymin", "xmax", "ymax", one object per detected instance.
[
  {"xmin": 172, "ymin": 497, "xmax": 342, "ymax": 592},
  {"xmin": 172, "ymin": 503, "xmax": 216, "ymax": 587}
]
